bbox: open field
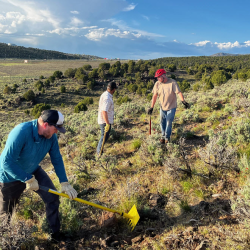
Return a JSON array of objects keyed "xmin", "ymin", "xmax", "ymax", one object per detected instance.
[{"xmin": 1, "ymin": 59, "xmax": 250, "ymax": 249}]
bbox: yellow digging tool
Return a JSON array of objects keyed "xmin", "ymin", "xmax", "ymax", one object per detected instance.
[
  {"xmin": 99, "ymin": 124, "xmax": 110, "ymax": 157},
  {"xmin": 39, "ymin": 185, "xmax": 140, "ymax": 231},
  {"xmin": 99, "ymin": 129, "xmax": 107, "ymax": 157}
]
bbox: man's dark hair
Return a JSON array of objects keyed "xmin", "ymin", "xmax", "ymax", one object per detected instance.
[{"xmin": 107, "ymin": 81, "xmax": 117, "ymax": 91}]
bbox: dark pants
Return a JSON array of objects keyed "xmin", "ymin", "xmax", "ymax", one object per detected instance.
[
  {"xmin": 96, "ymin": 124, "xmax": 111, "ymax": 155},
  {"xmin": 0, "ymin": 166, "xmax": 60, "ymax": 233}
]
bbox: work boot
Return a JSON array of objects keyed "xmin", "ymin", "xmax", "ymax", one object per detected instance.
[{"xmin": 159, "ymin": 138, "xmax": 165, "ymax": 144}]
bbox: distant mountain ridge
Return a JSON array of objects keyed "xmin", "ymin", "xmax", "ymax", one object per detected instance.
[
  {"xmin": 0, "ymin": 42, "xmax": 102, "ymax": 60},
  {"xmin": 210, "ymin": 52, "xmax": 240, "ymax": 57}
]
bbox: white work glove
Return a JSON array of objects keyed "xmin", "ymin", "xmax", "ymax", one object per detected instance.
[
  {"xmin": 25, "ymin": 176, "xmax": 39, "ymax": 191},
  {"xmin": 61, "ymin": 182, "xmax": 78, "ymax": 199}
]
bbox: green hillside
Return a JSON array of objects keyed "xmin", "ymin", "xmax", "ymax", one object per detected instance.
[
  {"xmin": 0, "ymin": 58, "xmax": 250, "ymax": 249},
  {"xmin": 0, "ymin": 42, "xmax": 102, "ymax": 60}
]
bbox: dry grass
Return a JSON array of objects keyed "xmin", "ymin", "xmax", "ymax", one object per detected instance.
[{"xmin": 1, "ymin": 61, "xmax": 250, "ymax": 249}]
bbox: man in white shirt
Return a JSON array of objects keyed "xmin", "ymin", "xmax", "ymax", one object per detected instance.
[{"xmin": 97, "ymin": 81, "xmax": 117, "ymax": 155}]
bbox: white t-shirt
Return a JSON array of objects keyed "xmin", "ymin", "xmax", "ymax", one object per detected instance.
[{"xmin": 98, "ymin": 91, "xmax": 114, "ymax": 124}]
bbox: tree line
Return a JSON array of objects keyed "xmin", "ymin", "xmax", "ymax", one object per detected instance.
[{"xmin": 0, "ymin": 43, "xmax": 101, "ymax": 60}]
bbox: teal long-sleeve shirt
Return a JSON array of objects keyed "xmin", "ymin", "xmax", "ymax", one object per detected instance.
[{"xmin": 0, "ymin": 119, "xmax": 68, "ymax": 183}]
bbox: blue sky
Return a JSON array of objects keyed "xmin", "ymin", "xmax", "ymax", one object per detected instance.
[{"xmin": 0, "ymin": 0, "xmax": 249, "ymax": 59}]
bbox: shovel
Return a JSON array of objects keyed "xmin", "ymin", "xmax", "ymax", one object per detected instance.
[
  {"xmin": 99, "ymin": 130, "xmax": 107, "ymax": 157},
  {"xmin": 149, "ymin": 116, "xmax": 151, "ymax": 135},
  {"xmin": 39, "ymin": 185, "xmax": 140, "ymax": 231}
]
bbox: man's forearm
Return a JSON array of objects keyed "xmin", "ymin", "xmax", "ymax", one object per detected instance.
[
  {"xmin": 151, "ymin": 95, "xmax": 158, "ymax": 108},
  {"xmin": 102, "ymin": 111, "xmax": 109, "ymax": 124},
  {"xmin": 178, "ymin": 92, "xmax": 185, "ymax": 102}
]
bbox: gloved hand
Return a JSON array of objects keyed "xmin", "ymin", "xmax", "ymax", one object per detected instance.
[
  {"xmin": 182, "ymin": 101, "xmax": 190, "ymax": 109},
  {"xmin": 147, "ymin": 107, "xmax": 153, "ymax": 115},
  {"xmin": 104, "ymin": 124, "xmax": 110, "ymax": 133},
  {"xmin": 61, "ymin": 182, "xmax": 78, "ymax": 199},
  {"xmin": 25, "ymin": 176, "xmax": 39, "ymax": 191}
]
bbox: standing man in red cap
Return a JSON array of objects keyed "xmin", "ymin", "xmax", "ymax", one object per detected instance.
[
  {"xmin": 148, "ymin": 69, "xmax": 189, "ymax": 144},
  {"xmin": 0, "ymin": 109, "xmax": 77, "ymax": 241}
]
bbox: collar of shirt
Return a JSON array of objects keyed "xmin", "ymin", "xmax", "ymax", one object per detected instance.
[
  {"xmin": 32, "ymin": 119, "xmax": 41, "ymax": 143},
  {"xmin": 106, "ymin": 90, "xmax": 113, "ymax": 99}
]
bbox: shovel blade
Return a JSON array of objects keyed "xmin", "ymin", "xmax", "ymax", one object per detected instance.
[{"xmin": 127, "ymin": 204, "xmax": 140, "ymax": 231}]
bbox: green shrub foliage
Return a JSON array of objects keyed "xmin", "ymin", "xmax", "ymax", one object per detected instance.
[
  {"xmin": 31, "ymin": 103, "xmax": 51, "ymax": 118},
  {"xmin": 74, "ymin": 101, "xmax": 88, "ymax": 113},
  {"xmin": 23, "ymin": 90, "xmax": 35, "ymax": 101}
]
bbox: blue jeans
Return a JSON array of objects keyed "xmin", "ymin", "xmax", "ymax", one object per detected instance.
[
  {"xmin": 160, "ymin": 108, "xmax": 176, "ymax": 141},
  {"xmin": 96, "ymin": 124, "xmax": 111, "ymax": 155},
  {"xmin": 0, "ymin": 166, "xmax": 60, "ymax": 233}
]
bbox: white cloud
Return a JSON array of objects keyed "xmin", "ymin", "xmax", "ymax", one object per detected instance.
[
  {"xmin": 142, "ymin": 15, "xmax": 149, "ymax": 21},
  {"xmin": 123, "ymin": 3, "xmax": 136, "ymax": 11},
  {"xmin": 70, "ymin": 11, "xmax": 79, "ymax": 14},
  {"xmin": 192, "ymin": 40, "xmax": 250, "ymax": 50},
  {"xmin": 193, "ymin": 40, "xmax": 211, "ymax": 46},
  {"xmin": 48, "ymin": 26, "xmax": 97, "ymax": 35},
  {"xmin": 104, "ymin": 18, "xmax": 165, "ymax": 38},
  {"xmin": 25, "ymin": 33, "xmax": 45, "ymax": 36},
  {"xmin": 70, "ymin": 17, "xmax": 83, "ymax": 26},
  {"xmin": 85, "ymin": 28, "xmax": 143, "ymax": 41},
  {"xmin": 214, "ymin": 41, "xmax": 241, "ymax": 49},
  {"xmin": 244, "ymin": 41, "xmax": 250, "ymax": 46}
]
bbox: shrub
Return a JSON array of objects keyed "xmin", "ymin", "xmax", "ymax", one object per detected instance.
[
  {"xmin": 23, "ymin": 90, "xmax": 35, "ymax": 101},
  {"xmin": 193, "ymin": 82, "xmax": 201, "ymax": 91},
  {"xmin": 53, "ymin": 70, "xmax": 63, "ymax": 79},
  {"xmin": 128, "ymin": 84, "xmax": 138, "ymax": 93},
  {"xmin": 195, "ymin": 72, "xmax": 202, "ymax": 80},
  {"xmin": 23, "ymin": 78, "xmax": 27, "ymax": 83},
  {"xmin": 31, "ymin": 103, "xmax": 51, "ymax": 118},
  {"xmin": 82, "ymin": 64, "xmax": 92, "ymax": 71},
  {"xmin": 113, "ymin": 91, "xmax": 119, "ymax": 98},
  {"xmin": 34, "ymin": 80, "xmax": 44, "ymax": 91},
  {"xmin": 64, "ymin": 68, "xmax": 77, "ymax": 78},
  {"xmin": 3, "ymin": 86, "xmax": 12, "ymax": 94},
  {"xmin": 61, "ymin": 85, "xmax": 66, "ymax": 93},
  {"xmin": 82, "ymin": 97, "xmax": 93, "ymax": 105},
  {"xmin": 39, "ymin": 75, "xmax": 45, "ymax": 79},
  {"xmin": 49, "ymin": 75, "xmax": 55, "ymax": 83},
  {"xmin": 168, "ymin": 64, "xmax": 176, "ymax": 72},
  {"xmin": 147, "ymin": 81, "xmax": 154, "ymax": 90},
  {"xmin": 44, "ymin": 79, "xmax": 50, "ymax": 88},
  {"xmin": 87, "ymin": 80, "xmax": 95, "ymax": 90},
  {"xmin": 74, "ymin": 101, "xmax": 88, "ymax": 113},
  {"xmin": 88, "ymin": 68, "xmax": 98, "ymax": 78},
  {"xmin": 116, "ymin": 95, "xmax": 131, "ymax": 105},
  {"xmin": 132, "ymin": 139, "xmax": 142, "ymax": 150},
  {"xmin": 179, "ymin": 80, "xmax": 190, "ymax": 92},
  {"xmin": 211, "ymin": 70, "xmax": 228, "ymax": 86},
  {"xmin": 142, "ymin": 88, "xmax": 147, "ymax": 96},
  {"xmin": 136, "ymin": 87, "xmax": 142, "ymax": 95},
  {"xmin": 147, "ymin": 93, "xmax": 153, "ymax": 101},
  {"xmin": 13, "ymin": 84, "xmax": 19, "ymax": 89}
]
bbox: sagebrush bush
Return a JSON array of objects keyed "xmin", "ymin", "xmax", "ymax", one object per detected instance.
[
  {"xmin": 74, "ymin": 101, "xmax": 87, "ymax": 113},
  {"xmin": 23, "ymin": 90, "xmax": 35, "ymax": 101},
  {"xmin": 31, "ymin": 103, "xmax": 51, "ymax": 118}
]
